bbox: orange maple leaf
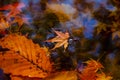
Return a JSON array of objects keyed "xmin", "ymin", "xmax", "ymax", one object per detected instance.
[
  {"xmin": 46, "ymin": 30, "xmax": 70, "ymax": 50},
  {"xmin": 96, "ymin": 72, "xmax": 112, "ymax": 80},
  {"xmin": 0, "ymin": 2, "xmax": 25, "ymax": 18},
  {"xmin": 79, "ymin": 59, "xmax": 104, "ymax": 80}
]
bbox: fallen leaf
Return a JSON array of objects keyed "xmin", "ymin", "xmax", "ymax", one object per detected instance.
[
  {"xmin": 44, "ymin": 71, "xmax": 77, "ymax": 80},
  {"xmin": 0, "ymin": 2, "xmax": 25, "ymax": 18},
  {"xmin": 45, "ymin": 30, "xmax": 70, "ymax": 50},
  {"xmin": 0, "ymin": 34, "xmax": 52, "ymax": 74},
  {"xmin": 96, "ymin": 72, "xmax": 112, "ymax": 80},
  {"xmin": 0, "ymin": 18, "xmax": 9, "ymax": 30},
  {"xmin": 0, "ymin": 51, "xmax": 48, "ymax": 78},
  {"xmin": 79, "ymin": 59, "xmax": 104, "ymax": 80}
]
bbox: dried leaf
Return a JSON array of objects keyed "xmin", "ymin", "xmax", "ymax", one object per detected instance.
[
  {"xmin": 79, "ymin": 59, "xmax": 104, "ymax": 80},
  {"xmin": 0, "ymin": 34, "xmax": 52, "ymax": 77},
  {"xmin": 46, "ymin": 30, "xmax": 70, "ymax": 50},
  {"xmin": 96, "ymin": 73, "xmax": 112, "ymax": 80},
  {"xmin": 44, "ymin": 71, "xmax": 77, "ymax": 80},
  {"xmin": 0, "ymin": 18, "xmax": 9, "ymax": 30},
  {"xmin": 0, "ymin": 2, "xmax": 25, "ymax": 18},
  {"xmin": 0, "ymin": 51, "xmax": 48, "ymax": 78}
]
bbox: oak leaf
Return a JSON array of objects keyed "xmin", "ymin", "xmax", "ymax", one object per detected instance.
[{"xmin": 46, "ymin": 30, "xmax": 70, "ymax": 50}]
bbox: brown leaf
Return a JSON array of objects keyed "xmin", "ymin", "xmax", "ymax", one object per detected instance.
[
  {"xmin": 96, "ymin": 72, "xmax": 112, "ymax": 80},
  {"xmin": 79, "ymin": 59, "xmax": 104, "ymax": 80},
  {"xmin": 0, "ymin": 34, "xmax": 52, "ymax": 78},
  {"xmin": 44, "ymin": 71, "xmax": 77, "ymax": 80},
  {"xmin": 0, "ymin": 51, "xmax": 48, "ymax": 78}
]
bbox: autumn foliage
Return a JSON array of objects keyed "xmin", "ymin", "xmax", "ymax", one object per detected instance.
[
  {"xmin": 79, "ymin": 59, "xmax": 112, "ymax": 80},
  {"xmin": 0, "ymin": 0, "xmax": 119, "ymax": 79}
]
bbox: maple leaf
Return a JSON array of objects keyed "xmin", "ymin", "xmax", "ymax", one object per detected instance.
[
  {"xmin": 0, "ymin": 2, "xmax": 25, "ymax": 18},
  {"xmin": 112, "ymin": 31, "xmax": 120, "ymax": 40},
  {"xmin": 0, "ymin": 34, "xmax": 53, "ymax": 77},
  {"xmin": 96, "ymin": 72, "xmax": 112, "ymax": 80},
  {"xmin": 79, "ymin": 59, "xmax": 104, "ymax": 80},
  {"xmin": 46, "ymin": 30, "xmax": 70, "ymax": 50},
  {"xmin": 0, "ymin": 18, "xmax": 9, "ymax": 30}
]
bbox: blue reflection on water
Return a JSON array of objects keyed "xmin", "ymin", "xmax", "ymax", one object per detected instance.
[
  {"xmin": 62, "ymin": 0, "xmax": 74, "ymax": 5},
  {"xmin": 108, "ymin": 53, "xmax": 115, "ymax": 60}
]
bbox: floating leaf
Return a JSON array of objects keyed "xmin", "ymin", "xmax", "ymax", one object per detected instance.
[
  {"xmin": 0, "ymin": 34, "xmax": 52, "ymax": 78},
  {"xmin": 79, "ymin": 59, "xmax": 104, "ymax": 80},
  {"xmin": 0, "ymin": 2, "xmax": 25, "ymax": 18},
  {"xmin": 44, "ymin": 71, "xmax": 77, "ymax": 80},
  {"xmin": 45, "ymin": 30, "xmax": 70, "ymax": 50},
  {"xmin": 0, "ymin": 51, "xmax": 48, "ymax": 78},
  {"xmin": 96, "ymin": 73, "xmax": 112, "ymax": 80}
]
